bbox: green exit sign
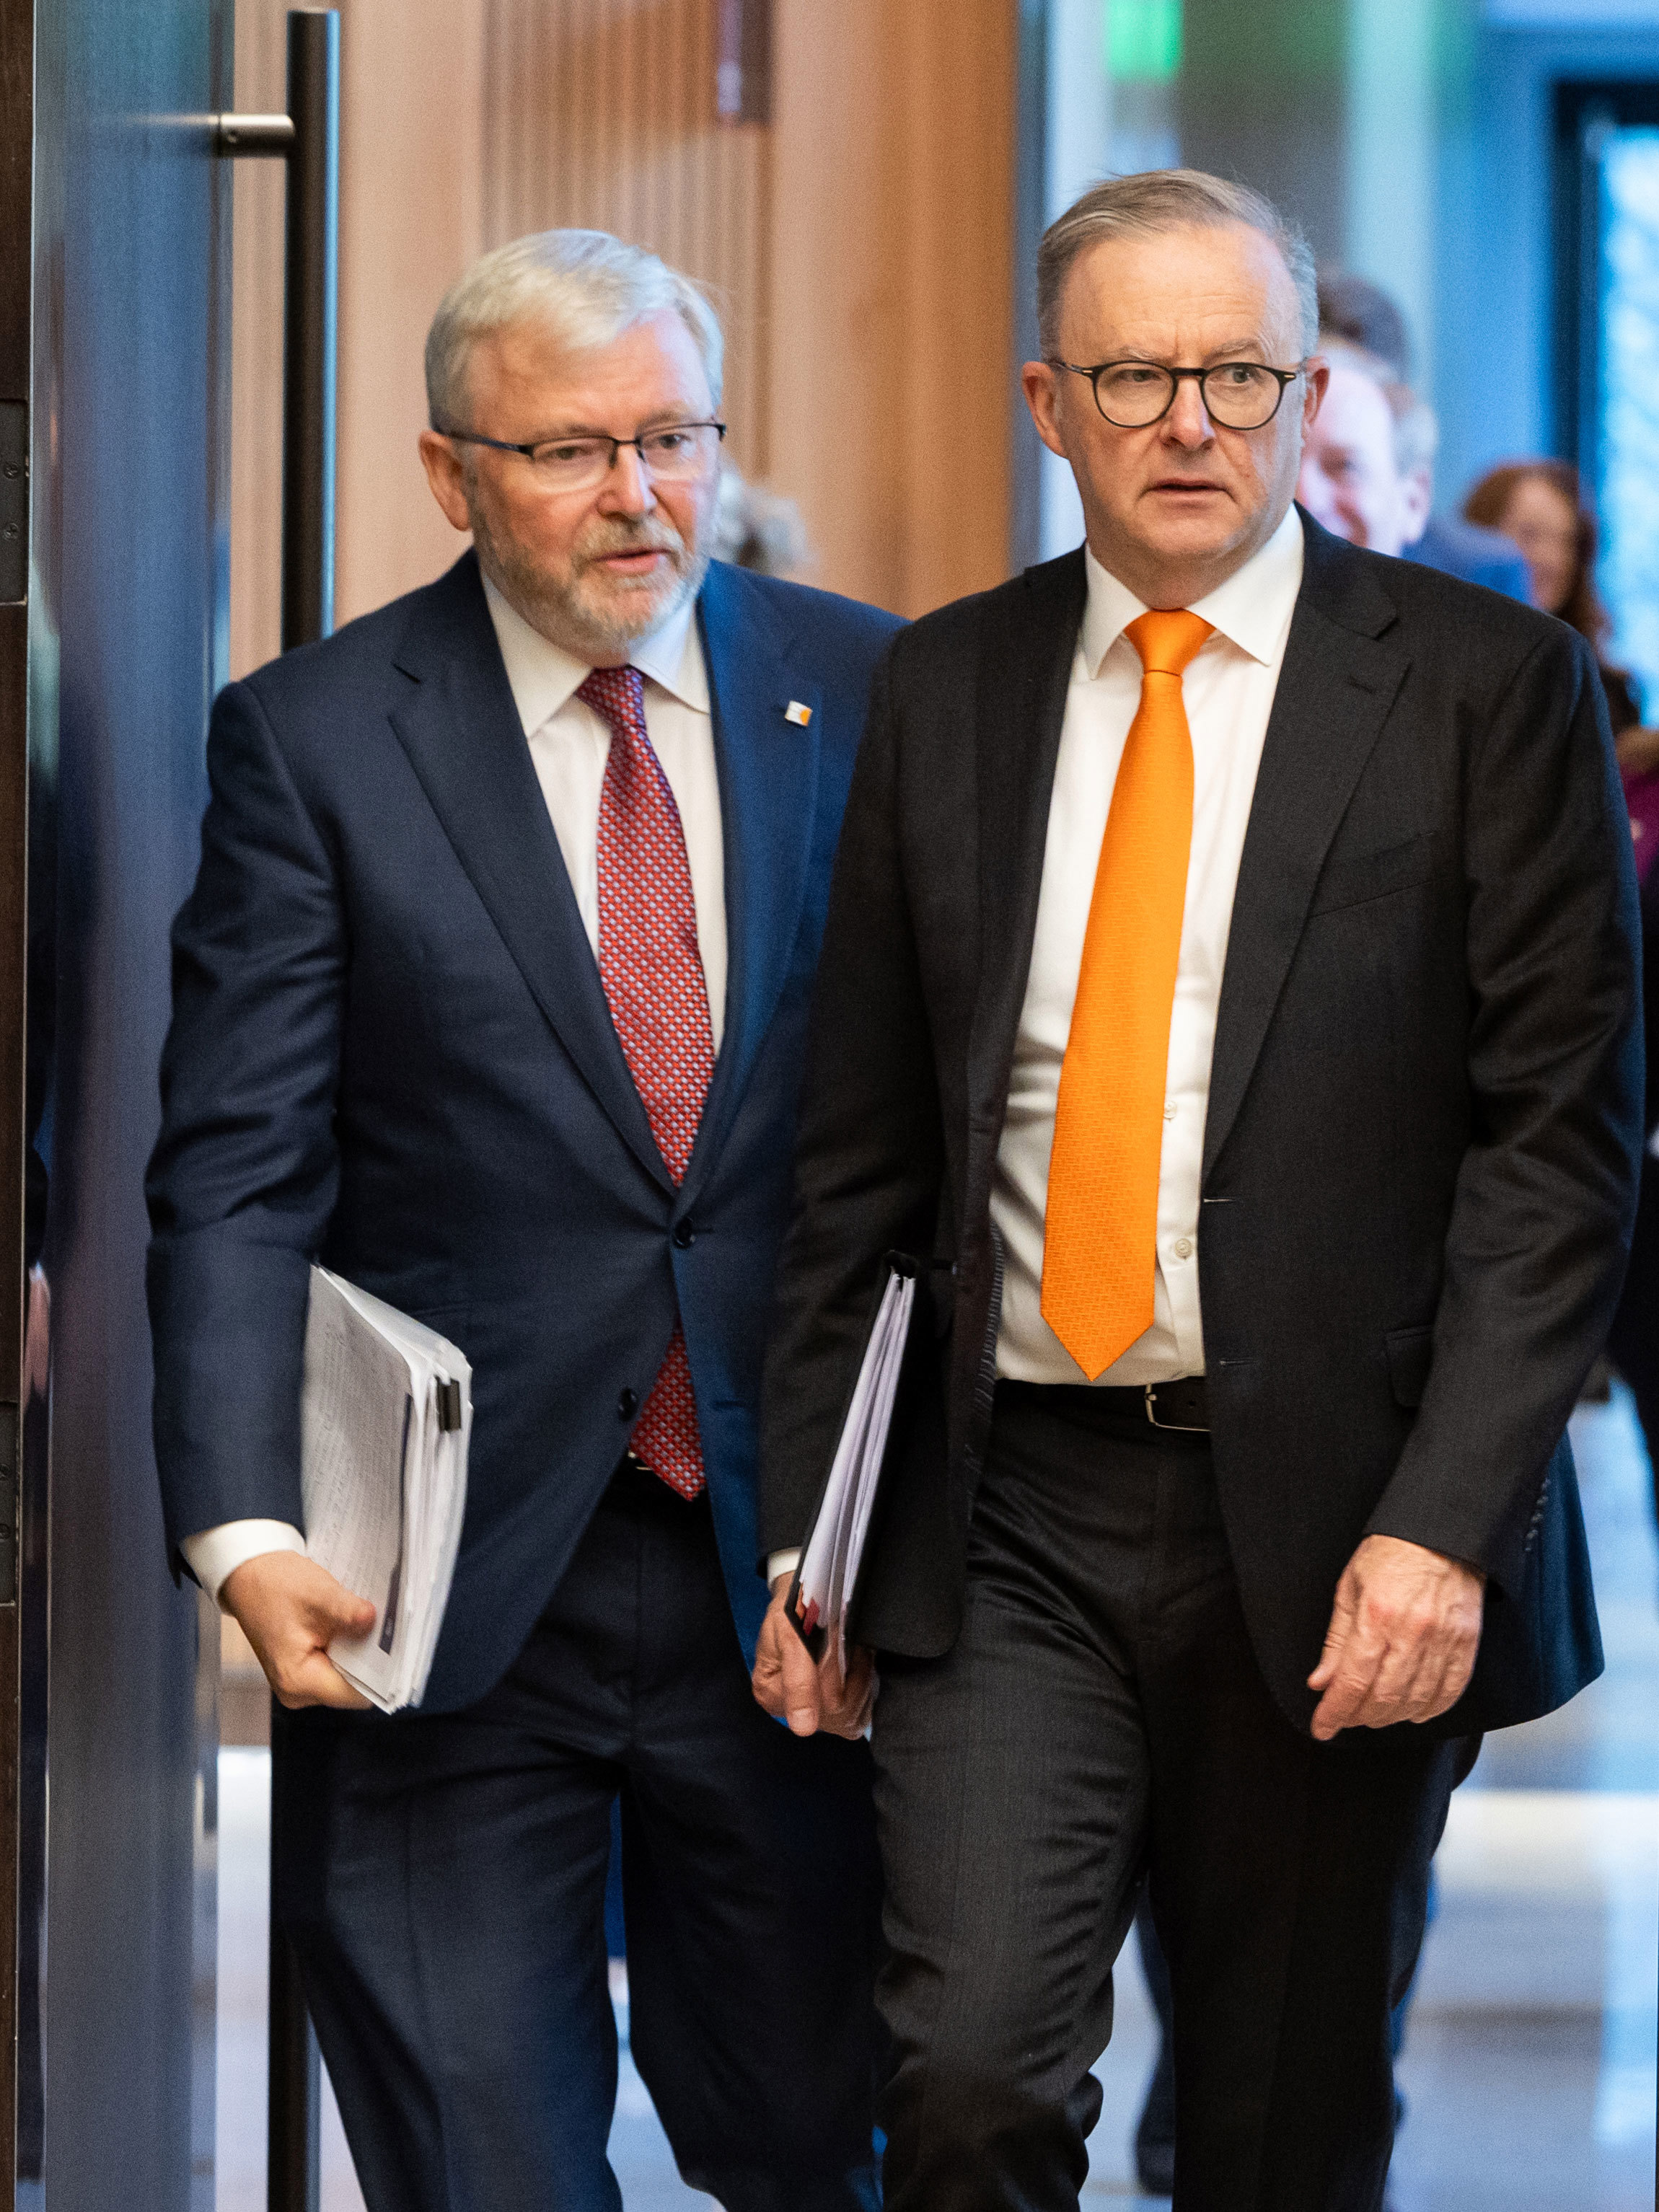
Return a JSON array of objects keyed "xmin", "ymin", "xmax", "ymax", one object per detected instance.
[{"xmin": 1108, "ymin": 0, "xmax": 1184, "ymax": 84}]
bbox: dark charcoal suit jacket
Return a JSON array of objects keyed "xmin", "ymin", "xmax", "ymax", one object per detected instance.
[
  {"xmin": 146, "ymin": 550, "xmax": 901, "ymax": 1711},
  {"xmin": 759, "ymin": 511, "xmax": 1643, "ymax": 1736}
]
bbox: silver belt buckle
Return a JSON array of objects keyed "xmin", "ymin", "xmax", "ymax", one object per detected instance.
[{"xmin": 1143, "ymin": 1383, "xmax": 1206, "ymax": 1434}]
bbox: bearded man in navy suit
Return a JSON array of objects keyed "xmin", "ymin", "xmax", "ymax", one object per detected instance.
[{"xmin": 147, "ymin": 230, "xmax": 898, "ymax": 2212}]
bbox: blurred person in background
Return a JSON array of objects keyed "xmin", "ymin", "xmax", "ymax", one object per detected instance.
[
  {"xmin": 1318, "ymin": 272, "xmax": 1531, "ymax": 601},
  {"xmin": 713, "ymin": 468, "xmax": 814, "ymax": 576},
  {"xmin": 1466, "ymin": 462, "xmax": 1659, "ymax": 1506},
  {"xmin": 1464, "ymin": 461, "xmax": 1643, "ymax": 734},
  {"xmin": 1296, "ymin": 344, "xmax": 1433, "ymax": 560}
]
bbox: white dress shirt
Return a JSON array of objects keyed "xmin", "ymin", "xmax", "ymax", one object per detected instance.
[
  {"xmin": 992, "ymin": 503, "xmax": 1305, "ymax": 1386},
  {"xmin": 182, "ymin": 577, "xmax": 727, "ymax": 1606}
]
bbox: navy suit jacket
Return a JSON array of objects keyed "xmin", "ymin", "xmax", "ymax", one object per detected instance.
[{"xmin": 146, "ymin": 550, "xmax": 902, "ymax": 1711}]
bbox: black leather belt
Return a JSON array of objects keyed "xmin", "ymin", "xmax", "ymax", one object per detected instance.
[{"xmin": 1097, "ymin": 1376, "xmax": 1210, "ymax": 1432}]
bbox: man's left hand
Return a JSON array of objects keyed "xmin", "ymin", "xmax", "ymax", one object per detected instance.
[
  {"xmin": 751, "ymin": 1577, "xmax": 877, "ymax": 1740},
  {"xmin": 1307, "ymin": 1533, "xmax": 1485, "ymax": 1742}
]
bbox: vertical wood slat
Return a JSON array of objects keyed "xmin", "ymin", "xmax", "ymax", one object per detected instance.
[
  {"xmin": 480, "ymin": 0, "xmax": 772, "ymax": 477},
  {"xmin": 764, "ymin": 0, "xmax": 1014, "ymax": 617}
]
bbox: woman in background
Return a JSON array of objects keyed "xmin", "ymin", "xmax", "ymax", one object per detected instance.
[{"xmin": 1464, "ymin": 459, "xmax": 1645, "ymax": 736}]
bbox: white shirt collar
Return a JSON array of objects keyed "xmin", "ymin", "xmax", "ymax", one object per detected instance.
[
  {"xmin": 1078, "ymin": 503, "xmax": 1306, "ymax": 679},
  {"xmin": 481, "ymin": 570, "xmax": 710, "ymax": 738}
]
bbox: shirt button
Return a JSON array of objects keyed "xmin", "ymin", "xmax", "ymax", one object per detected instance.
[
  {"xmin": 1163, "ymin": 1102, "xmax": 1176, "ymax": 1122},
  {"xmin": 1172, "ymin": 1237, "xmax": 1194, "ymax": 1261},
  {"xmin": 617, "ymin": 1388, "xmax": 638, "ymax": 1419}
]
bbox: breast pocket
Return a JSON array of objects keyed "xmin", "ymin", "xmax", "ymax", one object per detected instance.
[{"xmin": 1308, "ymin": 834, "xmax": 1431, "ymax": 917}]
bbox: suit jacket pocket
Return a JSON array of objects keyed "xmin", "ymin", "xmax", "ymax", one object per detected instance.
[
  {"xmin": 1308, "ymin": 834, "xmax": 1430, "ymax": 915},
  {"xmin": 1385, "ymin": 1324, "xmax": 1434, "ymax": 1409}
]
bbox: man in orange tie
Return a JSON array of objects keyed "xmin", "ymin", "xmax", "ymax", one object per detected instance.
[{"xmin": 752, "ymin": 169, "xmax": 1641, "ymax": 2211}]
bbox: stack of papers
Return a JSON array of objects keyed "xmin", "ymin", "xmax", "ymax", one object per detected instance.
[
  {"xmin": 790, "ymin": 1262, "xmax": 917, "ymax": 1671},
  {"xmin": 300, "ymin": 1266, "xmax": 471, "ymax": 1712}
]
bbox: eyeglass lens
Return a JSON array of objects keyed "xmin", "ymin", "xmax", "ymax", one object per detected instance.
[
  {"xmin": 530, "ymin": 424, "xmax": 721, "ymax": 489},
  {"xmin": 1093, "ymin": 363, "xmax": 1288, "ymax": 430}
]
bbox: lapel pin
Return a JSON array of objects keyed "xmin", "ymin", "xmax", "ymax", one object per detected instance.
[{"xmin": 784, "ymin": 700, "xmax": 813, "ymax": 726}]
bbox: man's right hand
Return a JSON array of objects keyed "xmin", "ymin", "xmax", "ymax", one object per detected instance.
[
  {"xmin": 751, "ymin": 1576, "xmax": 876, "ymax": 1739},
  {"xmin": 221, "ymin": 1551, "xmax": 378, "ymax": 1711}
]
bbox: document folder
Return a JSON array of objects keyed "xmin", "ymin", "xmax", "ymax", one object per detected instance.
[
  {"xmin": 300, "ymin": 1266, "xmax": 471, "ymax": 1712},
  {"xmin": 787, "ymin": 1253, "xmax": 921, "ymax": 1671}
]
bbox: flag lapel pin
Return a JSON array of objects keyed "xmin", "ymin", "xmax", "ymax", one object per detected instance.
[{"xmin": 784, "ymin": 700, "xmax": 812, "ymax": 726}]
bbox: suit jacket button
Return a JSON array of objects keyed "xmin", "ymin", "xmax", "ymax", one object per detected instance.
[
  {"xmin": 618, "ymin": 1388, "xmax": 638, "ymax": 1419},
  {"xmin": 672, "ymin": 1221, "xmax": 695, "ymax": 1249}
]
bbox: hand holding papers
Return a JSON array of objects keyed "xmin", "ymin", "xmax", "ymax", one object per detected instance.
[
  {"xmin": 301, "ymin": 1266, "xmax": 471, "ymax": 1712},
  {"xmin": 788, "ymin": 1258, "xmax": 918, "ymax": 1673}
]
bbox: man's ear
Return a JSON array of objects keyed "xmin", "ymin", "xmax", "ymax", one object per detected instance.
[
  {"xmin": 1021, "ymin": 361, "xmax": 1070, "ymax": 462},
  {"xmin": 418, "ymin": 431, "xmax": 474, "ymax": 534},
  {"xmin": 1301, "ymin": 356, "xmax": 1329, "ymax": 433}
]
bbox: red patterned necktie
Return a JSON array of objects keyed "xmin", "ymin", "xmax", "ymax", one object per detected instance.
[{"xmin": 578, "ymin": 664, "xmax": 714, "ymax": 1500}]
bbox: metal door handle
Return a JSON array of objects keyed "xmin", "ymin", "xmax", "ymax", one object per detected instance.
[
  {"xmin": 213, "ymin": 21, "xmax": 338, "ymax": 2208},
  {"xmin": 214, "ymin": 7, "xmax": 338, "ymax": 654}
]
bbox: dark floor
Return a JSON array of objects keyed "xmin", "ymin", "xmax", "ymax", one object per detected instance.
[{"xmin": 216, "ymin": 1386, "xmax": 1659, "ymax": 2209}]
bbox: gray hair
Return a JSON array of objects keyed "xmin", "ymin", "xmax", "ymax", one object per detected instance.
[
  {"xmin": 1037, "ymin": 168, "xmax": 1319, "ymax": 359},
  {"xmin": 425, "ymin": 229, "xmax": 725, "ymax": 429},
  {"xmin": 1321, "ymin": 339, "xmax": 1439, "ymax": 477}
]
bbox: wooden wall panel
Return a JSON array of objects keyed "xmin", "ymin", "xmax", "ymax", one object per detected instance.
[
  {"xmin": 481, "ymin": 0, "xmax": 772, "ymax": 478},
  {"xmin": 333, "ymin": 0, "xmax": 486, "ymax": 626},
  {"xmin": 767, "ymin": 0, "xmax": 1015, "ymax": 614}
]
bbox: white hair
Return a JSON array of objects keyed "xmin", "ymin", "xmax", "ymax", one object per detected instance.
[
  {"xmin": 1037, "ymin": 169, "xmax": 1319, "ymax": 358},
  {"xmin": 425, "ymin": 229, "xmax": 725, "ymax": 429}
]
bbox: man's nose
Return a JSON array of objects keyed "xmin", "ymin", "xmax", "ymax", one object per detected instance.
[
  {"xmin": 1162, "ymin": 379, "xmax": 1215, "ymax": 447},
  {"xmin": 599, "ymin": 442, "xmax": 656, "ymax": 515}
]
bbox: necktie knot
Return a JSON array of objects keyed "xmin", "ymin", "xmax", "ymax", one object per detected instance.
[
  {"xmin": 576, "ymin": 664, "xmax": 647, "ymax": 738},
  {"xmin": 1125, "ymin": 609, "xmax": 1213, "ymax": 680}
]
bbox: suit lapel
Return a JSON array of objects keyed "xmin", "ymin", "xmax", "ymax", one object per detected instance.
[
  {"xmin": 967, "ymin": 553, "xmax": 1088, "ymax": 1124},
  {"xmin": 681, "ymin": 562, "xmax": 821, "ymax": 1202},
  {"xmin": 1202, "ymin": 524, "xmax": 1409, "ymax": 1181},
  {"xmin": 387, "ymin": 555, "xmax": 672, "ymax": 1193}
]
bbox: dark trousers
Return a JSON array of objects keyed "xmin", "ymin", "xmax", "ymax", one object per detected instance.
[
  {"xmin": 273, "ymin": 1459, "xmax": 883, "ymax": 2212},
  {"xmin": 870, "ymin": 1383, "xmax": 1460, "ymax": 2212}
]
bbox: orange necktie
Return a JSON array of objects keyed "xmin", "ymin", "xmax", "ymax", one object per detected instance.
[{"xmin": 1040, "ymin": 608, "xmax": 1213, "ymax": 1380}]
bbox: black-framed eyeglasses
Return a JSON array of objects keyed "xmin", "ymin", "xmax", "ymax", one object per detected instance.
[
  {"xmin": 436, "ymin": 419, "xmax": 726, "ymax": 493},
  {"xmin": 1048, "ymin": 358, "xmax": 1305, "ymax": 431}
]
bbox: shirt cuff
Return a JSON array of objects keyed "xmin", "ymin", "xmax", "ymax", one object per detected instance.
[
  {"xmin": 767, "ymin": 1548, "xmax": 801, "ymax": 1589},
  {"xmin": 181, "ymin": 1520, "xmax": 307, "ymax": 1607}
]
